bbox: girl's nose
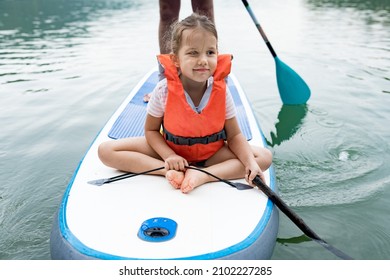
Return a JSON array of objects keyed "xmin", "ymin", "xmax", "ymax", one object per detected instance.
[{"xmin": 198, "ymin": 55, "xmax": 207, "ymax": 65}]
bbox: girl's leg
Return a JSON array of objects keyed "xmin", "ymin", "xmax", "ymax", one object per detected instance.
[
  {"xmin": 180, "ymin": 159, "xmax": 245, "ymax": 193},
  {"xmin": 180, "ymin": 144, "xmax": 273, "ymax": 193},
  {"xmin": 98, "ymin": 137, "xmax": 166, "ymax": 176},
  {"xmin": 165, "ymin": 170, "xmax": 185, "ymax": 189},
  {"xmin": 205, "ymin": 143, "xmax": 273, "ymax": 172}
]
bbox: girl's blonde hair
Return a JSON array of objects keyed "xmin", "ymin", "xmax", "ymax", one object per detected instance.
[{"xmin": 167, "ymin": 13, "xmax": 218, "ymax": 55}]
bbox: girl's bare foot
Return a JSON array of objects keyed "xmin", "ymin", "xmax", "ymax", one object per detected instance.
[
  {"xmin": 166, "ymin": 170, "xmax": 185, "ymax": 189},
  {"xmin": 180, "ymin": 169, "xmax": 211, "ymax": 194}
]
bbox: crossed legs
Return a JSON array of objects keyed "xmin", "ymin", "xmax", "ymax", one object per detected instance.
[{"xmin": 98, "ymin": 138, "xmax": 272, "ymax": 193}]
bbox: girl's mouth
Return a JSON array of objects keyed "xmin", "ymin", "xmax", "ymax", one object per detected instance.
[{"xmin": 193, "ymin": 68, "xmax": 209, "ymax": 73}]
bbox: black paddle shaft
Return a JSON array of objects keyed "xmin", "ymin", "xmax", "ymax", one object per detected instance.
[
  {"xmin": 253, "ymin": 176, "xmax": 354, "ymax": 260},
  {"xmin": 253, "ymin": 176, "xmax": 321, "ymax": 240},
  {"xmin": 242, "ymin": 0, "xmax": 277, "ymax": 58}
]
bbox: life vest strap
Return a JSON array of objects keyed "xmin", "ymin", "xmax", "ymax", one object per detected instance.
[{"xmin": 163, "ymin": 127, "xmax": 226, "ymax": 146}]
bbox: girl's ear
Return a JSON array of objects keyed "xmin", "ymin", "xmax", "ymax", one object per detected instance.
[{"xmin": 170, "ymin": 54, "xmax": 180, "ymax": 67}]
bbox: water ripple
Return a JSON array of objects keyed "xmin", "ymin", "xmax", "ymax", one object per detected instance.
[{"xmin": 274, "ymin": 119, "xmax": 389, "ymax": 207}]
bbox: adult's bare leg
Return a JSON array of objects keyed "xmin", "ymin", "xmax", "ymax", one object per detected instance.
[
  {"xmin": 159, "ymin": 0, "xmax": 180, "ymax": 54},
  {"xmin": 191, "ymin": 0, "xmax": 214, "ymax": 22}
]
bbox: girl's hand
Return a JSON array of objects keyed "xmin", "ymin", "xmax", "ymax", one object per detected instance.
[
  {"xmin": 245, "ymin": 163, "xmax": 265, "ymax": 186},
  {"xmin": 165, "ymin": 154, "xmax": 188, "ymax": 171}
]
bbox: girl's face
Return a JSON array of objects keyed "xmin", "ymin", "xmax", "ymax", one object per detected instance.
[{"xmin": 172, "ymin": 28, "xmax": 218, "ymax": 85}]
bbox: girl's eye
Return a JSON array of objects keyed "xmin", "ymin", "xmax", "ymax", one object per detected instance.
[{"xmin": 207, "ymin": 50, "xmax": 216, "ymax": 55}]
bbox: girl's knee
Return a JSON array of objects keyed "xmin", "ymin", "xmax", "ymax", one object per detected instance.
[
  {"xmin": 98, "ymin": 141, "xmax": 114, "ymax": 164},
  {"xmin": 263, "ymin": 148, "xmax": 273, "ymax": 167},
  {"xmin": 255, "ymin": 147, "xmax": 273, "ymax": 170},
  {"xmin": 263, "ymin": 148, "xmax": 273, "ymax": 161}
]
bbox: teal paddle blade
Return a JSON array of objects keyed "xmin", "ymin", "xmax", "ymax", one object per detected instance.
[{"xmin": 275, "ymin": 56, "xmax": 311, "ymax": 105}]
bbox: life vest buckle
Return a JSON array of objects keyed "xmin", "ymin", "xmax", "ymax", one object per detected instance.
[{"xmin": 163, "ymin": 127, "xmax": 226, "ymax": 146}]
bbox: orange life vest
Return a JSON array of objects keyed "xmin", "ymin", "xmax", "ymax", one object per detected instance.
[{"xmin": 158, "ymin": 54, "xmax": 232, "ymax": 162}]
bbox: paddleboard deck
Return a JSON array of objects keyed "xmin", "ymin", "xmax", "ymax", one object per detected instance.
[{"xmin": 50, "ymin": 70, "xmax": 278, "ymax": 260}]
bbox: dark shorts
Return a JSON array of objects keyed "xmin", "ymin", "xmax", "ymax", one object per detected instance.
[{"xmin": 191, "ymin": 160, "xmax": 207, "ymax": 168}]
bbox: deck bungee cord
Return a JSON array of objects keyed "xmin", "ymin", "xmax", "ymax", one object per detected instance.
[
  {"xmin": 88, "ymin": 166, "xmax": 353, "ymax": 260},
  {"xmin": 87, "ymin": 166, "xmax": 165, "ymax": 186}
]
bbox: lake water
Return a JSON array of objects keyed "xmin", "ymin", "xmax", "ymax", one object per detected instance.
[{"xmin": 0, "ymin": 0, "xmax": 389, "ymax": 260}]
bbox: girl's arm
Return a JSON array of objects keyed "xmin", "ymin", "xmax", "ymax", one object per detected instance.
[
  {"xmin": 144, "ymin": 114, "xmax": 188, "ymax": 170},
  {"xmin": 224, "ymin": 117, "xmax": 265, "ymax": 184}
]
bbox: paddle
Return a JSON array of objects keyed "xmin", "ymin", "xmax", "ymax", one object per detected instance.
[
  {"xmin": 241, "ymin": 0, "xmax": 311, "ymax": 105},
  {"xmin": 251, "ymin": 176, "xmax": 353, "ymax": 260},
  {"xmin": 88, "ymin": 166, "xmax": 353, "ymax": 259}
]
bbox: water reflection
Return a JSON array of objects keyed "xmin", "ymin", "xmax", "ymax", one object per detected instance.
[
  {"xmin": 306, "ymin": 0, "xmax": 390, "ymax": 28},
  {"xmin": 306, "ymin": 0, "xmax": 390, "ymax": 11},
  {"xmin": 266, "ymin": 105, "xmax": 308, "ymax": 147},
  {"xmin": 0, "ymin": 0, "xmax": 140, "ymax": 38},
  {"xmin": 0, "ymin": 0, "xmax": 147, "ymax": 87},
  {"xmin": 277, "ymin": 235, "xmax": 312, "ymax": 246}
]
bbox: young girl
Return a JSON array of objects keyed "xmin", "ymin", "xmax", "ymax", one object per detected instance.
[{"xmin": 98, "ymin": 13, "xmax": 272, "ymax": 194}]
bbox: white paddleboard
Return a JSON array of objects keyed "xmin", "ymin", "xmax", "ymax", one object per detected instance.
[{"xmin": 50, "ymin": 70, "xmax": 278, "ymax": 259}]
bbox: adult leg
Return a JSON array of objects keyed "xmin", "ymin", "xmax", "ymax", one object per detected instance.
[
  {"xmin": 159, "ymin": 0, "xmax": 180, "ymax": 54},
  {"xmin": 98, "ymin": 137, "xmax": 166, "ymax": 176},
  {"xmin": 191, "ymin": 0, "xmax": 214, "ymax": 22},
  {"xmin": 142, "ymin": 0, "xmax": 181, "ymax": 103}
]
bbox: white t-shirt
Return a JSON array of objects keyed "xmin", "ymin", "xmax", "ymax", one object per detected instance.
[{"xmin": 147, "ymin": 76, "xmax": 237, "ymax": 119}]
